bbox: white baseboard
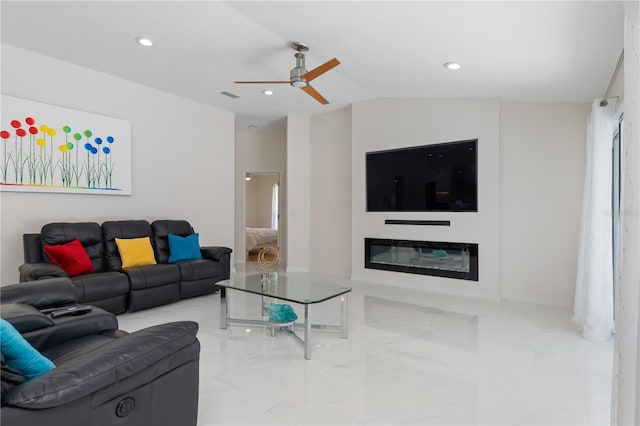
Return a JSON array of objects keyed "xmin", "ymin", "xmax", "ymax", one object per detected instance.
[{"xmin": 286, "ymin": 266, "xmax": 309, "ymax": 273}]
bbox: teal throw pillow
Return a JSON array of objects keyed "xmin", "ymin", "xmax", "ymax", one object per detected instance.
[
  {"xmin": 168, "ymin": 233, "xmax": 203, "ymax": 263},
  {"xmin": 0, "ymin": 318, "xmax": 55, "ymax": 380}
]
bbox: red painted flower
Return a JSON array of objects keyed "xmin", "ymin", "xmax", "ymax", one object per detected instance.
[
  {"xmin": 10, "ymin": 120, "xmax": 21, "ymax": 129},
  {"xmin": 28, "ymin": 126, "xmax": 38, "ymax": 135},
  {"xmin": 25, "ymin": 117, "xmax": 35, "ymax": 125},
  {"xmin": 0, "ymin": 130, "xmax": 10, "ymax": 139},
  {"xmin": 16, "ymin": 128, "xmax": 26, "ymax": 137}
]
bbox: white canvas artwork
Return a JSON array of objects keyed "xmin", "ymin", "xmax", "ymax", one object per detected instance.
[{"xmin": 0, "ymin": 95, "xmax": 131, "ymax": 195}]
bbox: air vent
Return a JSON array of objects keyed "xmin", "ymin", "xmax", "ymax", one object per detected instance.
[{"xmin": 220, "ymin": 91, "xmax": 239, "ymax": 99}]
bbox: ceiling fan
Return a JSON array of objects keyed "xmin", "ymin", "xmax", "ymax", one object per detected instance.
[{"xmin": 234, "ymin": 42, "xmax": 340, "ymax": 105}]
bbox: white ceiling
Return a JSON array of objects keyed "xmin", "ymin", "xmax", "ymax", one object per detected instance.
[{"xmin": 1, "ymin": 1, "xmax": 625, "ymax": 132}]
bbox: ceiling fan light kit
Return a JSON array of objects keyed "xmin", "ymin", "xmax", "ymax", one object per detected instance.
[{"xmin": 234, "ymin": 41, "xmax": 339, "ymax": 105}]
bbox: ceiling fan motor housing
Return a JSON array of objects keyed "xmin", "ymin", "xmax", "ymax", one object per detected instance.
[{"xmin": 290, "ymin": 52, "xmax": 308, "ymax": 87}]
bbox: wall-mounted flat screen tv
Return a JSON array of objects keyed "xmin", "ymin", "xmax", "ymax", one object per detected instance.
[{"xmin": 366, "ymin": 139, "xmax": 477, "ymax": 212}]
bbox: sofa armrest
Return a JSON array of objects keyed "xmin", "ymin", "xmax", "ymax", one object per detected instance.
[
  {"xmin": 1, "ymin": 278, "xmax": 78, "ymax": 309},
  {"xmin": 5, "ymin": 321, "xmax": 200, "ymax": 409},
  {"xmin": 200, "ymin": 246, "xmax": 232, "ymax": 261},
  {"xmin": 1, "ymin": 303, "xmax": 55, "ymax": 333},
  {"xmin": 19, "ymin": 263, "xmax": 68, "ymax": 282},
  {"xmin": 24, "ymin": 309, "xmax": 119, "ymax": 353}
]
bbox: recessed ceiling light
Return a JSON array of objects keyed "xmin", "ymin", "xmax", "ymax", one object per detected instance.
[
  {"xmin": 135, "ymin": 37, "xmax": 153, "ymax": 47},
  {"xmin": 262, "ymin": 90, "xmax": 274, "ymax": 96},
  {"xmin": 444, "ymin": 62, "xmax": 462, "ymax": 70}
]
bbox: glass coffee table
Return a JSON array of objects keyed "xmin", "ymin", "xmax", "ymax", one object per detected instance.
[{"xmin": 217, "ymin": 274, "xmax": 352, "ymax": 360}]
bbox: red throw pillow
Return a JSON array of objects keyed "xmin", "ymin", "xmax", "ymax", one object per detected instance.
[{"xmin": 44, "ymin": 239, "xmax": 94, "ymax": 277}]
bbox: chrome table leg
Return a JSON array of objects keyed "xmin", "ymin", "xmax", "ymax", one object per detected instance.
[
  {"xmin": 220, "ymin": 287, "xmax": 228, "ymax": 329},
  {"xmin": 340, "ymin": 293, "xmax": 349, "ymax": 339},
  {"xmin": 304, "ymin": 305, "xmax": 311, "ymax": 360}
]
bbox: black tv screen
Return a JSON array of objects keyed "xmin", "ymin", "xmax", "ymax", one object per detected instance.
[{"xmin": 366, "ymin": 139, "xmax": 477, "ymax": 212}]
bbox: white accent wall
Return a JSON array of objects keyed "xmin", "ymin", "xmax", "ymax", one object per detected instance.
[
  {"xmin": 286, "ymin": 115, "xmax": 311, "ymax": 271},
  {"xmin": 0, "ymin": 45, "xmax": 235, "ymax": 284},
  {"xmin": 351, "ymin": 98, "xmax": 502, "ymax": 301},
  {"xmin": 500, "ymin": 102, "xmax": 590, "ymax": 306},
  {"xmin": 310, "ymin": 107, "xmax": 352, "ymax": 276}
]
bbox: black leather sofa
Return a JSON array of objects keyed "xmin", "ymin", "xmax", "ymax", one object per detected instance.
[
  {"xmin": 1, "ymin": 278, "xmax": 200, "ymax": 426},
  {"xmin": 19, "ymin": 220, "xmax": 232, "ymax": 314}
]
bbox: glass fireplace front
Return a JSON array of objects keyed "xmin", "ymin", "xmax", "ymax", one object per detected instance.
[{"xmin": 365, "ymin": 238, "xmax": 478, "ymax": 281}]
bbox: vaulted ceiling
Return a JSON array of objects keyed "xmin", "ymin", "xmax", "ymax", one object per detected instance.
[{"xmin": 1, "ymin": 1, "xmax": 625, "ymax": 131}]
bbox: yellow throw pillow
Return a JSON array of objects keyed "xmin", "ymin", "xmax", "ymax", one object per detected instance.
[{"xmin": 115, "ymin": 237, "xmax": 157, "ymax": 269}]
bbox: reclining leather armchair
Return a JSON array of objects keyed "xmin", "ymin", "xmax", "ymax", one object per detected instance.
[{"xmin": 0, "ymin": 278, "xmax": 200, "ymax": 426}]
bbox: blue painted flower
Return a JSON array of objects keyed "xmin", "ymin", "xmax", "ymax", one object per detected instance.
[
  {"xmin": 103, "ymin": 147, "xmax": 110, "ymax": 154},
  {"xmin": 94, "ymin": 137, "xmax": 103, "ymax": 145},
  {"xmin": 106, "ymin": 136, "xmax": 114, "ymax": 143}
]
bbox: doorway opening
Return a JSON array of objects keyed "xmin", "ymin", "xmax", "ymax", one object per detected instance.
[{"xmin": 244, "ymin": 172, "xmax": 280, "ymax": 263}]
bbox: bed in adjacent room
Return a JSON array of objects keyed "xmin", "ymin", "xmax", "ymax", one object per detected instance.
[{"xmin": 246, "ymin": 227, "xmax": 278, "ymax": 254}]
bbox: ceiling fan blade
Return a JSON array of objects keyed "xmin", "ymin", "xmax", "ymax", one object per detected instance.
[
  {"xmin": 302, "ymin": 84, "xmax": 329, "ymax": 105},
  {"xmin": 302, "ymin": 58, "xmax": 340, "ymax": 82},
  {"xmin": 234, "ymin": 81, "xmax": 290, "ymax": 84}
]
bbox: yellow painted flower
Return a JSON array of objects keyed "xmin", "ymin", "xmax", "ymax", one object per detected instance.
[
  {"xmin": 39, "ymin": 125, "xmax": 49, "ymax": 133},
  {"xmin": 36, "ymin": 138, "xmax": 46, "ymax": 147},
  {"xmin": 47, "ymin": 128, "xmax": 57, "ymax": 137},
  {"xmin": 59, "ymin": 144, "xmax": 68, "ymax": 153}
]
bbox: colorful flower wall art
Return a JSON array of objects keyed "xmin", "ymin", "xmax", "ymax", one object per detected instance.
[{"xmin": 0, "ymin": 95, "xmax": 131, "ymax": 195}]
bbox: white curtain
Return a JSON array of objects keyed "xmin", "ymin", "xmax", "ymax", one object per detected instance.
[
  {"xmin": 271, "ymin": 182, "xmax": 278, "ymax": 230},
  {"xmin": 573, "ymin": 99, "xmax": 618, "ymax": 341}
]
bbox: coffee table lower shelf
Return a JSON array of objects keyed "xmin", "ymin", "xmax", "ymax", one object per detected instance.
[{"xmin": 219, "ymin": 287, "xmax": 349, "ymax": 360}]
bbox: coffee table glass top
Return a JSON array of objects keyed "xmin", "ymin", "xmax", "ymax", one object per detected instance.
[{"xmin": 218, "ymin": 274, "xmax": 352, "ymax": 305}]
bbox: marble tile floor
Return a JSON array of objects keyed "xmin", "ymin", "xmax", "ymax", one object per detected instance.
[{"xmin": 117, "ymin": 268, "xmax": 613, "ymax": 426}]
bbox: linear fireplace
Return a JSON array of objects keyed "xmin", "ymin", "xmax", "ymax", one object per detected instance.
[{"xmin": 365, "ymin": 238, "xmax": 478, "ymax": 281}]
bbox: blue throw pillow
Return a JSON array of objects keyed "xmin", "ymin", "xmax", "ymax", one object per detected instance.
[
  {"xmin": 168, "ymin": 233, "xmax": 203, "ymax": 263},
  {"xmin": 0, "ymin": 318, "xmax": 55, "ymax": 380}
]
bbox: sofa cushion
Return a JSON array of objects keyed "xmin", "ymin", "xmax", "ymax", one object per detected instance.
[
  {"xmin": 44, "ymin": 239, "xmax": 94, "ymax": 277},
  {"xmin": 168, "ymin": 233, "xmax": 202, "ymax": 263},
  {"xmin": 23, "ymin": 233, "xmax": 44, "ymax": 263},
  {"xmin": 125, "ymin": 264, "xmax": 180, "ymax": 290},
  {"xmin": 41, "ymin": 222, "xmax": 105, "ymax": 273},
  {"xmin": 71, "ymin": 272, "xmax": 129, "ymax": 306},
  {"xmin": 0, "ymin": 319, "xmax": 55, "ymax": 381},
  {"xmin": 176, "ymin": 259, "xmax": 223, "ymax": 282},
  {"xmin": 115, "ymin": 237, "xmax": 157, "ymax": 269}
]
